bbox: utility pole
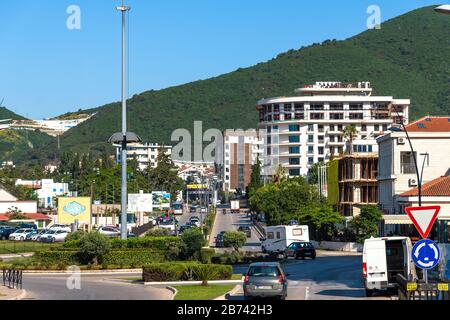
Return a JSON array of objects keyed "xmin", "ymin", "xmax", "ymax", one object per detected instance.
[{"xmin": 117, "ymin": 1, "xmax": 131, "ymax": 239}]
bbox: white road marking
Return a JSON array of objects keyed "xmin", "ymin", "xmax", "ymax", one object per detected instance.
[{"xmin": 305, "ymin": 286, "xmax": 310, "ymax": 300}]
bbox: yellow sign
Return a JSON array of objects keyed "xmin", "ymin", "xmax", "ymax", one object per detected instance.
[
  {"xmin": 438, "ymin": 283, "xmax": 449, "ymax": 291},
  {"xmin": 58, "ymin": 197, "xmax": 91, "ymax": 225},
  {"xmin": 187, "ymin": 184, "xmax": 208, "ymax": 190},
  {"xmin": 407, "ymin": 283, "xmax": 418, "ymax": 291}
]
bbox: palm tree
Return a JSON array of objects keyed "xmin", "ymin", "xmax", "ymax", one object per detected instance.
[
  {"xmin": 272, "ymin": 165, "xmax": 286, "ymax": 185},
  {"xmin": 343, "ymin": 125, "xmax": 358, "ymax": 154}
]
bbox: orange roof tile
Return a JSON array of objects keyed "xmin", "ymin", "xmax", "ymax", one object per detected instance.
[
  {"xmin": 405, "ymin": 116, "xmax": 450, "ymax": 132},
  {"xmin": 400, "ymin": 176, "xmax": 450, "ymax": 197}
]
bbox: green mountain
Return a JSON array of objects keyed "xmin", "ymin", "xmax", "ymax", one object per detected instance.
[
  {"xmin": 0, "ymin": 107, "xmax": 27, "ymax": 120},
  {"xmin": 38, "ymin": 6, "xmax": 450, "ymax": 160}
]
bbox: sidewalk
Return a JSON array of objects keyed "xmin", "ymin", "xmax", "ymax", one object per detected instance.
[
  {"xmin": 316, "ymin": 249, "xmax": 362, "ymax": 257},
  {"xmin": 0, "ymin": 286, "xmax": 27, "ymax": 300},
  {"xmin": 0, "ymin": 253, "xmax": 34, "ymax": 260}
]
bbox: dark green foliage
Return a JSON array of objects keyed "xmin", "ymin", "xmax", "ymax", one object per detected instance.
[
  {"xmin": 222, "ymin": 231, "xmax": 247, "ymax": 251},
  {"xmin": 47, "ymin": 6, "xmax": 450, "ymax": 160},
  {"xmin": 110, "ymin": 236, "xmax": 181, "ymax": 250},
  {"xmin": 78, "ymin": 232, "xmax": 111, "ymax": 265},
  {"xmin": 180, "ymin": 228, "xmax": 206, "ymax": 259},
  {"xmin": 351, "ymin": 205, "xmax": 384, "ymax": 243},
  {"xmin": 142, "ymin": 262, "xmax": 232, "ymax": 282},
  {"xmin": 65, "ymin": 231, "xmax": 86, "ymax": 242},
  {"xmin": 0, "ymin": 107, "xmax": 27, "ymax": 120},
  {"xmin": 199, "ymin": 248, "xmax": 216, "ymax": 264},
  {"xmin": 145, "ymin": 228, "xmax": 171, "ymax": 237},
  {"xmin": 34, "ymin": 250, "xmax": 79, "ymax": 266}
]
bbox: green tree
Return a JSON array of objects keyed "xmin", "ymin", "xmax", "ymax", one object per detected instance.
[
  {"xmin": 351, "ymin": 205, "xmax": 383, "ymax": 243},
  {"xmin": 223, "ymin": 231, "xmax": 247, "ymax": 251},
  {"xmin": 78, "ymin": 232, "xmax": 111, "ymax": 265},
  {"xmin": 180, "ymin": 228, "xmax": 206, "ymax": 259},
  {"xmin": 343, "ymin": 125, "xmax": 358, "ymax": 154},
  {"xmin": 247, "ymin": 156, "xmax": 263, "ymax": 196},
  {"xmin": 6, "ymin": 206, "xmax": 27, "ymax": 220},
  {"xmin": 272, "ymin": 165, "xmax": 286, "ymax": 185}
]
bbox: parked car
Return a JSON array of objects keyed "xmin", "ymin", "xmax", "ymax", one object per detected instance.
[
  {"xmin": 98, "ymin": 226, "xmax": 121, "ymax": 237},
  {"xmin": 25, "ymin": 230, "xmax": 40, "ymax": 241},
  {"xmin": 179, "ymin": 224, "xmax": 194, "ymax": 234},
  {"xmin": 284, "ymin": 241, "xmax": 316, "ymax": 260},
  {"xmin": 200, "ymin": 207, "xmax": 207, "ymax": 214},
  {"xmin": 215, "ymin": 231, "xmax": 226, "ymax": 247},
  {"xmin": 0, "ymin": 226, "xmax": 17, "ymax": 240},
  {"xmin": 9, "ymin": 228, "xmax": 35, "ymax": 241},
  {"xmin": 30, "ymin": 230, "xmax": 47, "ymax": 242},
  {"xmin": 47, "ymin": 230, "xmax": 70, "ymax": 242},
  {"xmin": 158, "ymin": 219, "xmax": 176, "ymax": 232},
  {"xmin": 243, "ymin": 262, "xmax": 288, "ymax": 300},
  {"xmin": 49, "ymin": 224, "xmax": 72, "ymax": 232},
  {"xmin": 39, "ymin": 229, "xmax": 57, "ymax": 242},
  {"xmin": 189, "ymin": 206, "xmax": 197, "ymax": 213},
  {"xmin": 238, "ymin": 225, "xmax": 252, "ymax": 238},
  {"xmin": 189, "ymin": 216, "xmax": 201, "ymax": 228}
]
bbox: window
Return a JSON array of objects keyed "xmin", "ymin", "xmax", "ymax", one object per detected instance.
[
  {"xmin": 362, "ymin": 124, "xmax": 367, "ymax": 132},
  {"xmin": 289, "ymin": 158, "xmax": 300, "ymax": 165},
  {"xmin": 267, "ymin": 126, "xmax": 272, "ymax": 133},
  {"xmin": 267, "ymin": 137, "xmax": 272, "ymax": 144},
  {"xmin": 374, "ymin": 125, "xmax": 380, "ymax": 131},
  {"xmin": 294, "ymin": 103, "xmax": 304, "ymax": 111},
  {"xmin": 330, "ymin": 103, "xmax": 344, "ymax": 110},
  {"xmin": 308, "ymin": 157, "xmax": 314, "ymax": 164},
  {"xmin": 273, "ymin": 125, "xmax": 279, "ymax": 130},
  {"xmin": 273, "ymin": 104, "xmax": 280, "ymax": 112},
  {"xmin": 267, "ymin": 232, "xmax": 274, "ymax": 239},
  {"xmin": 318, "ymin": 125, "xmax": 324, "ymax": 133},
  {"xmin": 318, "ymin": 136, "xmax": 324, "ymax": 143},
  {"xmin": 292, "ymin": 228, "xmax": 303, "ymax": 236},
  {"xmin": 308, "ymin": 135, "xmax": 314, "ymax": 143},
  {"xmin": 318, "ymin": 147, "xmax": 324, "ymax": 155},
  {"xmin": 310, "ymin": 104, "xmax": 324, "ymax": 111},
  {"xmin": 401, "ymin": 152, "xmax": 417, "ymax": 174},
  {"xmin": 289, "ymin": 124, "xmax": 300, "ymax": 132},
  {"xmin": 294, "ymin": 113, "xmax": 305, "ymax": 120},
  {"xmin": 289, "ymin": 147, "xmax": 300, "ymax": 154},
  {"xmin": 383, "ymin": 124, "xmax": 388, "ymax": 131},
  {"xmin": 308, "ymin": 124, "xmax": 314, "ymax": 131},
  {"xmin": 349, "ymin": 113, "xmax": 363, "ymax": 120},
  {"xmin": 329, "ymin": 125, "xmax": 335, "ymax": 131},
  {"xmin": 276, "ymin": 232, "xmax": 281, "ymax": 239},
  {"xmin": 338, "ymin": 125, "xmax": 343, "ymax": 131},
  {"xmin": 368, "ymin": 145, "xmax": 373, "ymax": 152},
  {"xmin": 318, "ymin": 157, "xmax": 324, "ymax": 163},
  {"xmin": 289, "ymin": 169, "xmax": 300, "ymax": 176},
  {"xmin": 330, "ymin": 113, "xmax": 344, "ymax": 120},
  {"xmin": 284, "ymin": 113, "xmax": 292, "ymax": 120},
  {"xmin": 308, "ymin": 146, "xmax": 314, "ymax": 154},
  {"xmin": 310, "ymin": 113, "xmax": 324, "ymax": 120},
  {"xmin": 349, "ymin": 103, "xmax": 363, "ymax": 110},
  {"xmin": 284, "ymin": 103, "xmax": 292, "ymax": 110},
  {"xmin": 289, "ymin": 136, "xmax": 300, "ymax": 143}
]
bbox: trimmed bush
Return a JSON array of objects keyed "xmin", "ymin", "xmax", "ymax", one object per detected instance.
[
  {"xmin": 110, "ymin": 237, "xmax": 181, "ymax": 250},
  {"xmin": 145, "ymin": 228, "xmax": 171, "ymax": 237},
  {"xmin": 34, "ymin": 250, "xmax": 79, "ymax": 266},
  {"xmin": 142, "ymin": 262, "xmax": 232, "ymax": 282},
  {"xmin": 180, "ymin": 228, "xmax": 206, "ymax": 259},
  {"xmin": 199, "ymin": 248, "xmax": 216, "ymax": 264},
  {"xmin": 79, "ymin": 232, "xmax": 111, "ymax": 264},
  {"xmin": 223, "ymin": 231, "xmax": 246, "ymax": 251}
]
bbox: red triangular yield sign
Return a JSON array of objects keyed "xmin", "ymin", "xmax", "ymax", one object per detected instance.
[{"xmin": 405, "ymin": 206, "xmax": 441, "ymax": 239}]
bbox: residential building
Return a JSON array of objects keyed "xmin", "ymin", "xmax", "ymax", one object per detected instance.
[
  {"xmin": 15, "ymin": 179, "xmax": 69, "ymax": 208},
  {"xmin": 220, "ymin": 129, "xmax": 263, "ymax": 192},
  {"xmin": 377, "ymin": 116, "xmax": 450, "ymax": 236},
  {"xmin": 173, "ymin": 160, "xmax": 215, "ymax": 181},
  {"xmin": 0, "ymin": 186, "xmax": 17, "ymax": 201},
  {"xmin": 257, "ymin": 81, "xmax": 409, "ymax": 178},
  {"xmin": 115, "ymin": 142, "xmax": 172, "ymax": 171},
  {"xmin": 0, "ymin": 201, "xmax": 37, "ymax": 214},
  {"xmin": 0, "ymin": 213, "xmax": 52, "ymax": 229}
]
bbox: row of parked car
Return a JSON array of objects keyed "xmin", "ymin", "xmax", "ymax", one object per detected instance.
[{"xmin": 0, "ymin": 224, "xmax": 72, "ymax": 242}]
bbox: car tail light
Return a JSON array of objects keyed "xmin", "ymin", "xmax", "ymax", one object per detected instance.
[
  {"xmin": 244, "ymin": 275, "xmax": 250, "ymax": 284},
  {"xmin": 278, "ymin": 275, "xmax": 285, "ymax": 283},
  {"xmin": 362, "ymin": 262, "xmax": 367, "ymax": 278}
]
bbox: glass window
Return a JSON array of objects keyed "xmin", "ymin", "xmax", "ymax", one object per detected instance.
[
  {"xmin": 289, "ymin": 147, "xmax": 300, "ymax": 154},
  {"xmin": 368, "ymin": 145, "xmax": 373, "ymax": 152},
  {"xmin": 289, "ymin": 124, "xmax": 300, "ymax": 132},
  {"xmin": 289, "ymin": 158, "xmax": 300, "ymax": 165},
  {"xmin": 362, "ymin": 124, "xmax": 367, "ymax": 132},
  {"xmin": 267, "ymin": 232, "xmax": 274, "ymax": 239},
  {"xmin": 289, "ymin": 169, "xmax": 300, "ymax": 176},
  {"xmin": 349, "ymin": 113, "xmax": 363, "ymax": 120},
  {"xmin": 318, "ymin": 147, "xmax": 324, "ymax": 155},
  {"xmin": 308, "ymin": 124, "xmax": 314, "ymax": 131},
  {"xmin": 329, "ymin": 125, "xmax": 335, "ymax": 131},
  {"xmin": 401, "ymin": 152, "xmax": 417, "ymax": 174},
  {"xmin": 308, "ymin": 135, "xmax": 314, "ymax": 143},
  {"xmin": 294, "ymin": 103, "xmax": 304, "ymax": 111},
  {"xmin": 310, "ymin": 104, "xmax": 324, "ymax": 111},
  {"xmin": 276, "ymin": 232, "xmax": 281, "ymax": 239},
  {"xmin": 289, "ymin": 136, "xmax": 300, "ymax": 143},
  {"xmin": 310, "ymin": 113, "xmax": 324, "ymax": 120},
  {"xmin": 308, "ymin": 146, "xmax": 314, "ymax": 153},
  {"xmin": 308, "ymin": 157, "xmax": 314, "ymax": 164},
  {"xmin": 292, "ymin": 228, "xmax": 303, "ymax": 236},
  {"xmin": 330, "ymin": 103, "xmax": 344, "ymax": 110}
]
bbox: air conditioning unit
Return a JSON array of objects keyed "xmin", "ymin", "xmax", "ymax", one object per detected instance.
[
  {"xmin": 397, "ymin": 137, "xmax": 406, "ymax": 145},
  {"xmin": 409, "ymin": 178, "xmax": 418, "ymax": 187}
]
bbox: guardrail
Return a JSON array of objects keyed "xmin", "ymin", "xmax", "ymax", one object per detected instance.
[
  {"xmin": 397, "ymin": 274, "xmax": 450, "ymax": 300},
  {"xmin": 253, "ymin": 219, "xmax": 266, "ymax": 239},
  {"xmin": 2, "ymin": 269, "xmax": 23, "ymax": 289}
]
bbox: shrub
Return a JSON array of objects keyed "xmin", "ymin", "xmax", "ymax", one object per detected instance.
[
  {"xmin": 65, "ymin": 231, "xmax": 86, "ymax": 242},
  {"xmin": 145, "ymin": 228, "xmax": 170, "ymax": 237},
  {"xmin": 199, "ymin": 248, "xmax": 216, "ymax": 264},
  {"xmin": 110, "ymin": 237, "xmax": 181, "ymax": 250},
  {"xmin": 223, "ymin": 231, "xmax": 247, "ymax": 251},
  {"xmin": 63, "ymin": 240, "xmax": 81, "ymax": 248},
  {"xmin": 78, "ymin": 232, "xmax": 111, "ymax": 265},
  {"xmin": 191, "ymin": 264, "xmax": 219, "ymax": 286},
  {"xmin": 180, "ymin": 228, "xmax": 206, "ymax": 259},
  {"xmin": 34, "ymin": 250, "xmax": 79, "ymax": 266},
  {"xmin": 142, "ymin": 262, "xmax": 232, "ymax": 282},
  {"xmin": 103, "ymin": 250, "xmax": 166, "ymax": 266}
]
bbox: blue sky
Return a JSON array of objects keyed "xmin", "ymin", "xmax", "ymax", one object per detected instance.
[{"xmin": 1, "ymin": 0, "xmax": 440, "ymax": 119}]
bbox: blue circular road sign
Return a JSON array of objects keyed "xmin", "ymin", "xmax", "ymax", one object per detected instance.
[{"xmin": 412, "ymin": 239, "xmax": 441, "ymax": 270}]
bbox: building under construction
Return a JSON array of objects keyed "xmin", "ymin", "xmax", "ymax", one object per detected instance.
[{"xmin": 338, "ymin": 153, "xmax": 378, "ymax": 217}]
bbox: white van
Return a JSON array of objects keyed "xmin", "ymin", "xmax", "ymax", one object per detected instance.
[
  {"xmin": 363, "ymin": 236, "xmax": 417, "ymax": 297},
  {"xmin": 261, "ymin": 225, "xmax": 309, "ymax": 254}
]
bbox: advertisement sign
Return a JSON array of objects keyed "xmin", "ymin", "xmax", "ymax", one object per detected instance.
[
  {"xmin": 57, "ymin": 197, "xmax": 91, "ymax": 225},
  {"xmin": 187, "ymin": 184, "xmax": 208, "ymax": 190},
  {"xmin": 152, "ymin": 191, "xmax": 171, "ymax": 209},
  {"xmin": 128, "ymin": 193, "xmax": 153, "ymax": 212}
]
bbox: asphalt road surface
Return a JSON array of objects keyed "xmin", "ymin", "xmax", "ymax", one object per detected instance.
[
  {"xmin": 22, "ymin": 273, "xmax": 171, "ymax": 300},
  {"xmin": 209, "ymin": 208, "xmax": 261, "ymax": 251},
  {"xmin": 230, "ymin": 254, "xmax": 394, "ymax": 300}
]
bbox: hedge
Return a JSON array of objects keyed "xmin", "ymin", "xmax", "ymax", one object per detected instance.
[
  {"xmin": 142, "ymin": 262, "xmax": 232, "ymax": 282},
  {"xmin": 110, "ymin": 237, "xmax": 181, "ymax": 250},
  {"xmin": 34, "ymin": 249, "xmax": 170, "ymax": 267}
]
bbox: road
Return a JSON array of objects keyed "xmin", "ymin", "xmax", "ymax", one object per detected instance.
[
  {"xmin": 209, "ymin": 208, "xmax": 261, "ymax": 251},
  {"xmin": 229, "ymin": 253, "xmax": 394, "ymax": 300},
  {"xmin": 22, "ymin": 273, "xmax": 172, "ymax": 300}
]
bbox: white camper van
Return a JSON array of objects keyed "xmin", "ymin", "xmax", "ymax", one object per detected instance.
[
  {"xmin": 261, "ymin": 225, "xmax": 309, "ymax": 254},
  {"xmin": 363, "ymin": 236, "xmax": 417, "ymax": 297}
]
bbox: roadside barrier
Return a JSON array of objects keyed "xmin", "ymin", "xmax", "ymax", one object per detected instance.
[
  {"xmin": 397, "ymin": 274, "xmax": 450, "ymax": 300},
  {"xmin": 2, "ymin": 269, "xmax": 23, "ymax": 289}
]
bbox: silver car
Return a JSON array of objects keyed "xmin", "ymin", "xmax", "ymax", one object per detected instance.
[{"xmin": 243, "ymin": 262, "xmax": 288, "ymax": 300}]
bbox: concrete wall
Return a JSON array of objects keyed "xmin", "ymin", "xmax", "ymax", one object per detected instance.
[{"xmin": 311, "ymin": 240, "xmax": 363, "ymax": 252}]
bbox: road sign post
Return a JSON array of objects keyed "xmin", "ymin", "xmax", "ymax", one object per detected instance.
[{"xmin": 405, "ymin": 206, "xmax": 441, "ymax": 284}]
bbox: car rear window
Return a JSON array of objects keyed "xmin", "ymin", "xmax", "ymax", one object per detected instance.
[
  {"xmin": 299, "ymin": 242, "xmax": 313, "ymax": 248},
  {"xmin": 248, "ymin": 266, "xmax": 281, "ymax": 277}
]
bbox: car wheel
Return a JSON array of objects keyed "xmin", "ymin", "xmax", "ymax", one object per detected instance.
[
  {"xmin": 20, "ymin": 236, "xmax": 24, "ymax": 241},
  {"xmin": 365, "ymin": 289, "xmax": 375, "ymax": 297},
  {"xmin": 311, "ymin": 255, "xmax": 316, "ymax": 260}
]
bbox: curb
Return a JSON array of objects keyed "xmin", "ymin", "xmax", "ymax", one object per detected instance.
[
  {"xmin": 166, "ymin": 286, "xmax": 178, "ymax": 300},
  {"xmin": 23, "ymin": 269, "xmax": 142, "ymax": 275},
  {"xmin": 7, "ymin": 289, "xmax": 27, "ymax": 300},
  {"xmin": 214, "ymin": 284, "xmax": 241, "ymax": 300},
  {"xmin": 145, "ymin": 280, "xmax": 243, "ymax": 286}
]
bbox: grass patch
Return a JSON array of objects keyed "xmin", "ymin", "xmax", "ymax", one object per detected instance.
[
  {"xmin": 231, "ymin": 274, "xmax": 244, "ymax": 280},
  {"xmin": 173, "ymin": 285, "xmax": 236, "ymax": 300},
  {"xmin": 0, "ymin": 241, "xmax": 61, "ymax": 254}
]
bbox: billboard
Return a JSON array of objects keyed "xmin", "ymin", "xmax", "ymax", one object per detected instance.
[
  {"xmin": 128, "ymin": 193, "xmax": 153, "ymax": 212},
  {"xmin": 152, "ymin": 191, "xmax": 171, "ymax": 209},
  {"xmin": 57, "ymin": 197, "xmax": 91, "ymax": 225},
  {"xmin": 187, "ymin": 184, "xmax": 208, "ymax": 190}
]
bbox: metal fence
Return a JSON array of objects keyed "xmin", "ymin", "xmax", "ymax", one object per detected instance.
[
  {"xmin": 2, "ymin": 269, "xmax": 23, "ymax": 289},
  {"xmin": 397, "ymin": 274, "xmax": 450, "ymax": 300}
]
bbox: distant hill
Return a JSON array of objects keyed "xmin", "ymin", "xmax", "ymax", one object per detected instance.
[
  {"xmin": 25, "ymin": 6, "xmax": 450, "ymax": 162},
  {"xmin": 0, "ymin": 107, "xmax": 27, "ymax": 120}
]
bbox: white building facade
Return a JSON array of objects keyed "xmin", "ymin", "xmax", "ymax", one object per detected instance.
[
  {"xmin": 116, "ymin": 143, "xmax": 173, "ymax": 171},
  {"xmin": 257, "ymin": 82, "xmax": 409, "ymax": 178}
]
